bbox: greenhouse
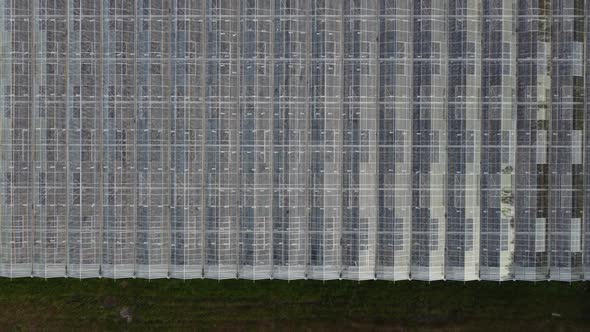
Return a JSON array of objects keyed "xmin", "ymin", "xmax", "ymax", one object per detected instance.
[{"xmin": 0, "ymin": 0, "xmax": 588, "ymax": 281}]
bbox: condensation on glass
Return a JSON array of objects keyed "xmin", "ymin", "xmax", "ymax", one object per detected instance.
[
  {"xmin": 514, "ymin": 0, "xmax": 551, "ymax": 281},
  {"xmin": 480, "ymin": 0, "xmax": 517, "ymax": 281},
  {"xmin": 411, "ymin": 0, "xmax": 447, "ymax": 281}
]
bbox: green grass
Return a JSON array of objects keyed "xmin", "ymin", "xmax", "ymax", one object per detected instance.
[{"xmin": 0, "ymin": 278, "xmax": 588, "ymax": 331}]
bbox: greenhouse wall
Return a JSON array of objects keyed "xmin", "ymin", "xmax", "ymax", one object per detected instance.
[{"xmin": 0, "ymin": 0, "xmax": 588, "ymax": 281}]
